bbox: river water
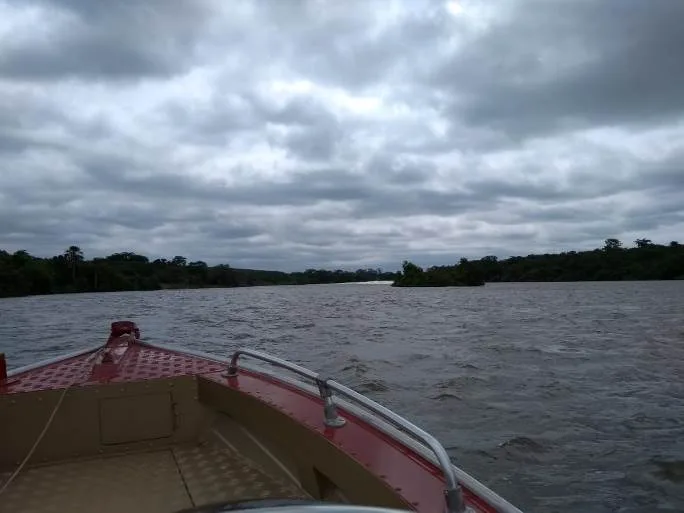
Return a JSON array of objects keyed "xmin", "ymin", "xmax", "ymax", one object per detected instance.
[{"xmin": 1, "ymin": 282, "xmax": 683, "ymax": 513}]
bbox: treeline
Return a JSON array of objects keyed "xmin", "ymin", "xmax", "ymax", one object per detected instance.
[
  {"xmin": 394, "ymin": 238, "xmax": 684, "ymax": 286},
  {"xmin": 2, "ymin": 238, "xmax": 682, "ymax": 297},
  {"xmin": 0, "ymin": 246, "xmax": 399, "ymax": 298}
]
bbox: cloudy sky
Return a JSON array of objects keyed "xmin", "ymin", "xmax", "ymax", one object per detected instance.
[{"xmin": 1, "ymin": 0, "xmax": 683, "ymax": 270}]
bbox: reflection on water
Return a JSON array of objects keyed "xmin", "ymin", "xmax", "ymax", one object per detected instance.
[{"xmin": 1, "ymin": 281, "xmax": 684, "ymax": 513}]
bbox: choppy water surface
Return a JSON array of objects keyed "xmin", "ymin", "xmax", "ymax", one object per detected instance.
[{"xmin": 1, "ymin": 282, "xmax": 683, "ymax": 513}]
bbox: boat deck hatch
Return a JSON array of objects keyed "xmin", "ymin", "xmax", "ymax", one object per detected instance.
[{"xmin": 100, "ymin": 392, "xmax": 174, "ymax": 444}]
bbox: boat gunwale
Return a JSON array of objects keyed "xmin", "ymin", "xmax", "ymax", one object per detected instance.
[
  {"xmin": 232, "ymin": 370, "xmax": 523, "ymax": 513},
  {"xmin": 3, "ymin": 339, "xmax": 523, "ymax": 513},
  {"xmin": 6, "ymin": 343, "xmax": 105, "ymax": 378},
  {"xmin": 123, "ymin": 341, "xmax": 524, "ymax": 513}
]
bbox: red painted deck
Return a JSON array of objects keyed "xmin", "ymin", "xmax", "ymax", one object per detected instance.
[
  {"xmin": 0, "ymin": 322, "xmax": 499, "ymax": 513},
  {"xmin": 1, "ymin": 341, "xmax": 224, "ymax": 394}
]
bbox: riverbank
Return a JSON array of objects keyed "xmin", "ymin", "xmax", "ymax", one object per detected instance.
[
  {"xmin": 391, "ymin": 239, "xmax": 683, "ymax": 286},
  {"xmin": 3, "ymin": 238, "xmax": 682, "ymax": 297},
  {"xmin": 0, "ymin": 248, "xmax": 399, "ymax": 299}
]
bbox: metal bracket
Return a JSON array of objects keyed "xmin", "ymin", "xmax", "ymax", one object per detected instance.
[
  {"xmin": 224, "ymin": 352, "xmax": 241, "ymax": 378},
  {"xmin": 224, "ymin": 364, "xmax": 238, "ymax": 378},
  {"xmin": 315, "ymin": 376, "xmax": 346, "ymax": 428},
  {"xmin": 445, "ymin": 487, "xmax": 467, "ymax": 513}
]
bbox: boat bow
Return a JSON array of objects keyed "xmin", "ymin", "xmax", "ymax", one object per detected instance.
[{"xmin": 0, "ymin": 321, "xmax": 523, "ymax": 513}]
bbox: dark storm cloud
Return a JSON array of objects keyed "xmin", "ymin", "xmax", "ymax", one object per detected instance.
[
  {"xmin": 283, "ymin": 124, "xmax": 342, "ymax": 161},
  {"xmin": 0, "ymin": 0, "xmax": 213, "ymax": 80},
  {"xmin": 436, "ymin": 0, "xmax": 684, "ymax": 137},
  {"xmin": 74, "ymin": 150, "xmax": 483, "ymax": 220},
  {"xmin": 248, "ymin": 1, "xmax": 409, "ymax": 90},
  {"xmin": 82, "ymin": 163, "xmax": 446, "ymax": 217},
  {"xmin": 161, "ymin": 89, "xmax": 342, "ymax": 160},
  {"xmin": 0, "ymin": 0, "xmax": 683, "ymax": 268},
  {"xmin": 0, "ymin": 90, "xmax": 65, "ymax": 152},
  {"xmin": 0, "ymin": 132, "xmax": 32, "ymax": 154}
]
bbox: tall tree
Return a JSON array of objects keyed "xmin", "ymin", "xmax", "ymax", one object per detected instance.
[
  {"xmin": 634, "ymin": 238, "xmax": 653, "ymax": 248},
  {"xmin": 603, "ymin": 238, "xmax": 622, "ymax": 251},
  {"xmin": 172, "ymin": 256, "xmax": 187, "ymax": 267},
  {"xmin": 64, "ymin": 245, "xmax": 84, "ymax": 283}
]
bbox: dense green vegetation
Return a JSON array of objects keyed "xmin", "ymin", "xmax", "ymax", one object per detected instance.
[
  {"xmin": 393, "ymin": 238, "xmax": 684, "ymax": 286},
  {"xmin": 0, "ymin": 246, "xmax": 398, "ymax": 298},
  {"xmin": 393, "ymin": 259, "xmax": 485, "ymax": 287},
  {"xmin": 1, "ymin": 238, "xmax": 682, "ymax": 297}
]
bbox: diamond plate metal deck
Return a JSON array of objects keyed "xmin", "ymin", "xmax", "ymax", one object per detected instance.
[
  {"xmin": 3, "ymin": 343, "xmax": 225, "ymax": 394},
  {"xmin": 0, "ymin": 443, "xmax": 306, "ymax": 513}
]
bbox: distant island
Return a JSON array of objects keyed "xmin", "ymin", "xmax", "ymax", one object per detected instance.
[
  {"xmin": 393, "ymin": 259, "xmax": 485, "ymax": 287},
  {"xmin": 0, "ymin": 238, "xmax": 682, "ymax": 298}
]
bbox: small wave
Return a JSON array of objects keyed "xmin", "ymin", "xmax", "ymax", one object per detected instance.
[
  {"xmin": 355, "ymin": 379, "xmax": 389, "ymax": 393},
  {"xmin": 453, "ymin": 448, "xmax": 498, "ymax": 461},
  {"xmin": 35, "ymin": 344, "xmax": 67, "ymax": 353},
  {"xmin": 231, "ymin": 332, "xmax": 254, "ymax": 340},
  {"xmin": 410, "ymin": 352, "xmax": 431, "ymax": 361},
  {"xmin": 538, "ymin": 380, "xmax": 572, "ymax": 398},
  {"xmin": 225, "ymin": 315, "xmax": 249, "ymax": 324},
  {"xmin": 431, "ymin": 392, "xmax": 462, "ymax": 402},
  {"xmin": 624, "ymin": 413, "xmax": 681, "ymax": 432},
  {"xmin": 497, "ymin": 436, "xmax": 549, "ymax": 459},
  {"xmin": 652, "ymin": 460, "xmax": 684, "ymax": 483},
  {"xmin": 436, "ymin": 375, "xmax": 483, "ymax": 389},
  {"xmin": 340, "ymin": 357, "xmax": 369, "ymax": 376},
  {"xmin": 292, "ymin": 322, "xmax": 315, "ymax": 329}
]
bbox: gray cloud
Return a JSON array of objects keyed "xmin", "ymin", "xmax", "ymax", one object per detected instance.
[
  {"xmin": 434, "ymin": 0, "xmax": 684, "ymax": 138},
  {"xmin": 0, "ymin": 0, "xmax": 214, "ymax": 80},
  {"xmin": 0, "ymin": 0, "xmax": 683, "ymax": 269}
]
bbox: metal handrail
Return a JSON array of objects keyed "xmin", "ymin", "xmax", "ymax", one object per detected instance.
[
  {"xmin": 226, "ymin": 349, "xmax": 347, "ymax": 428},
  {"xmin": 326, "ymin": 380, "xmax": 464, "ymax": 513},
  {"xmin": 227, "ymin": 349, "xmax": 318, "ymax": 381},
  {"xmin": 226, "ymin": 348, "xmax": 465, "ymax": 513}
]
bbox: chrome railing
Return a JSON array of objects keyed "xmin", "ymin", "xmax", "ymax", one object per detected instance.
[
  {"xmin": 226, "ymin": 349, "xmax": 347, "ymax": 428},
  {"xmin": 225, "ymin": 349, "xmax": 466, "ymax": 513}
]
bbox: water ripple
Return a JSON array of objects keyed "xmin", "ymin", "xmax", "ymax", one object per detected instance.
[{"xmin": 1, "ymin": 281, "xmax": 684, "ymax": 512}]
